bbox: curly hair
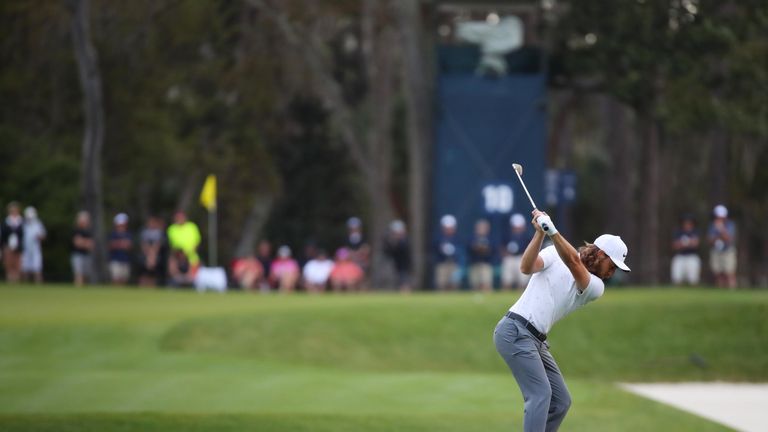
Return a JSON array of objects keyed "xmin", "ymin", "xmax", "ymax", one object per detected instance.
[{"xmin": 578, "ymin": 243, "xmax": 604, "ymax": 275}]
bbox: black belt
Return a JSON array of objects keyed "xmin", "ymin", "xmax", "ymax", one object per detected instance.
[{"xmin": 505, "ymin": 311, "xmax": 547, "ymax": 342}]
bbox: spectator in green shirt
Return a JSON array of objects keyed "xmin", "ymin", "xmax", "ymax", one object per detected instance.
[{"xmin": 167, "ymin": 210, "xmax": 201, "ymax": 266}]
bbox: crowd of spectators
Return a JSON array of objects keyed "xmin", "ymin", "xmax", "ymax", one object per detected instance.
[
  {"xmin": 0, "ymin": 201, "xmax": 742, "ymax": 290},
  {"xmin": 433, "ymin": 213, "xmax": 532, "ymax": 292},
  {"xmin": 228, "ymin": 218, "xmax": 373, "ymax": 293},
  {"xmin": 435, "ymin": 204, "xmax": 740, "ymax": 291},
  {"xmin": 0, "ymin": 205, "xmax": 381, "ymax": 293},
  {"xmin": 670, "ymin": 204, "xmax": 738, "ymax": 289}
]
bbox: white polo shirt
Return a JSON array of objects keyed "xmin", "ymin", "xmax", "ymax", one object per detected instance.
[
  {"xmin": 509, "ymin": 245, "xmax": 604, "ymax": 335},
  {"xmin": 302, "ymin": 258, "xmax": 335, "ymax": 285}
]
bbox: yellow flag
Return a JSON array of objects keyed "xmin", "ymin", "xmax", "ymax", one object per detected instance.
[{"xmin": 200, "ymin": 174, "xmax": 217, "ymax": 211}]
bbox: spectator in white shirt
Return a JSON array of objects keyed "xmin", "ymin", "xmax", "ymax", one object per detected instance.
[
  {"xmin": 302, "ymin": 249, "xmax": 334, "ymax": 294},
  {"xmin": 21, "ymin": 206, "xmax": 46, "ymax": 284}
]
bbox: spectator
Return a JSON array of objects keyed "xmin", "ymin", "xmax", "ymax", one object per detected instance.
[
  {"xmin": 1, "ymin": 201, "xmax": 24, "ymax": 282},
  {"xmin": 137, "ymin": 215, "xmax": 167, "ymax": 287},
  {"xmin": 671, "ymin": 214, "xmax": 701, "ymax": 286},
  {"xmin": 708, "ymin": 204, "xmax": 737, "ymax": 289},
  {"xmin": 345, "ymin": 216, "xmax": 370, "ymax": 278},
  {"xmin": 255, "ymin": 239, "xmax": 273, "ymax": 292},
  {"xmin": 434, "ymin": 214, "xmax": 462, "ymax": 291},
  {"xmin": 108, "ymin": 213, "xmax": 133, "ymax": 285},
  {"xmin": 270, "ymin": 245, "xmax": 300, "ymax": 293},
  {"xmin": 329, "ymin": 247, "xmax": 364, "ymax": 292},
  {"xmin": 231, "ymin": 254, "xmax": 264, "ymax": 291},
  {"xmin": 384, "ymin": 219, "xmax": 412, "ymax": 292},
  {"xmin": 302, "ymin": 249, "xmax": 334, "ymax": 294},
  {"xmin": 467, "ymin": 218, "xmax": 494, "ymax": 292},
  {"xmin": 345, "ymin": 217, "xmax": 365, "ymax": 250},
  {"xmin": 500, "ymin": 213, "xmax": 532, "ymax": 290},
  {"xmin": 71, "ymin": 210, "xmax": 94, "ymax": 286},
  {"xmin": 167, "ymin": 210, "xmax": 201, "ymax": 267},
  {"xmin": 21, "ymin": 206, "xmax": 46, "ymax": 284},
  {"xmin": 300, "ymin": 241, "xmax": 319, "ymax": 269},
  {"xmin": 167, "ymin": 248, "xmax": 196, "ymax": 287}
]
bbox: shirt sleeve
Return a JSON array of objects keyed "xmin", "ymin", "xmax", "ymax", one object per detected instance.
[
  {"xmin": 707, "ymin": 224, "xmax": 717, "ymax": 239},
  {"xmin": 539, "ymin": 245, "xmax": 558, "ymax": 270},
  {"xmin": 579, "ymin": 274, "xmax": 605, "ymax": 303}
]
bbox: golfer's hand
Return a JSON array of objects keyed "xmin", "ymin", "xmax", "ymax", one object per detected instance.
[
  {"xmin": 531, "ymin": 210, "xmax": 547, "ymax": 233},
  {"xmin": 532, "ymin": 210, "xmax": 558, "ymax": 236}
]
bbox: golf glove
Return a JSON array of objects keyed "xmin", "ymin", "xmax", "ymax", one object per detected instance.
[{"xmin": 536, "ymin": 215, "xmax": 558, "ymax": 236}]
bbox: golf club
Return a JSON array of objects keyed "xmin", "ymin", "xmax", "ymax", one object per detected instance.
[{"xmin": 512, "ymin": 163, "xmax": 550, "ymax": 231}]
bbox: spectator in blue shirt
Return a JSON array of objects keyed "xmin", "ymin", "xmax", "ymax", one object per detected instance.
[
  {"xmin": 468, "ymin": 218, "xmax": 494, "ymax": 292},
  {"xmin": 384, "ymin": 219, "xmax": 412, "ymax": 292},
  {"xmin": 71, "ymin": 211, "xmax": 94, "ymax": 286},
  {"xmin": 345, "ymin": 216, "xmax": 370, "ymax": 280},
  {"xmin": 434, "ymin": 214, "xmax": 462, "ymax": 291},
  {"xmin": 671, "ymin": 214, "xmax": 701, "ymax": 286},
  {"xmin": 501, "ymin": 213, "xmax": 532, "ymax": 290},
  {"xmin": 108, "ymin": 213, "xmax": 133, "ymax": 285},
  {"xmin": 708, "ymin": 205, "xmax": 737, "ymax": 289}
]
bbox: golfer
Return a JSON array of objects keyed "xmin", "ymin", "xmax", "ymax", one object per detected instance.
[{"xmin": 494, "ymin": 209, "xmax": 630, "ymax": 431}]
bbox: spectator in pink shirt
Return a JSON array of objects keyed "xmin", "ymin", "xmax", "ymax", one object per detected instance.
[{"xmin": 270, "ymin": 245, "xmax": 300, "ymax": 293}]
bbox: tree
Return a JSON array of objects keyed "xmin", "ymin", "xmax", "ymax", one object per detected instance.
[
  {"xmin": 396, "ymin": 0, "xmax": 433, "ymax": 289},
  {"xmin": 92, "ymin": 0, "xmax": 282, "ymax": 265},
  {"xmin": 551, "ymin": 0, "xmax": 768, "ymax": 284},
  {"xmin": 68, "ymin": 0, "xmax": 107, "ymax": 282},
  {"xmin": 251, "ymin": 0, "xmax": 400, "ymax": 286}
]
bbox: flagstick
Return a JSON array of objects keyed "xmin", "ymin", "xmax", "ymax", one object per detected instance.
[{"xmin": 209, "ymin": 205, "xmax": 217, "ymax": 267}]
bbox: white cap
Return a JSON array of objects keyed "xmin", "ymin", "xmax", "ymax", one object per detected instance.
[
  {"xmin": 594, "ymin": 234, "xmax": 630, "ymax": 272},
  {"xmin": 713, "ymin": 205, "xmax": 728, "ymax": 218},
  {"xmin": 278, "ymin": 245, "xmax": 292, "ymax": 258},
  {"xmin": 347, "ymin": 217, "xmax": 362, "ymax": 228},
  {"xmin": 24, "ymin": 206, "xmax": 37, "ymax": 219},
  {"xmin": 440, "ymin": 214, "xmax": 457, "ymax": 228},
  {"xmin": 390, "ymin": 219, "xmax": 406, "ymax": 233},
  {"xmin": 510, "ymin": 213, "xmax": 526, "ymax": 228},
  {"xmin": 114, "ymin": 213, "xmax": 129, "ymax": 225}
]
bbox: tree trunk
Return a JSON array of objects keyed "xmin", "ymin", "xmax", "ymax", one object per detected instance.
[
  {"xmin": 234, "ymin": 195, "xmax": 274, "ymax": 257},
  {"xmin": 368, "ymin": 171, "xmax": 395, "ymax": 288},
  {"xmin": 396, "ymin": 0, "xmax": 432, "ymax": 290},
  {"xmin": 603, "ymin": 96, "xmax": 636, "ymax": 260},
  {"xmin": 69, "ymin": 0, "xmax": 107, "ymax": 283},
  {"xmin": 709, "ymin": 127, "xmax": 728, "ymax": 205},
  {"xmin": 547, "ymin": 91, "xmax": 577, "ymax": 169},
  {"xmin": 547, "ymin": 91, "xmax": 577, "ymax": 238},
  {"xmin": 363, "ymin": 0, "xmax": 398, "ymax": 287},
  {"xmin": 638, "ymin": 116, "xmax": 661, "ymax": 284},
  {"xmin": 176, "ymin": 169, "xmax": 203, "ymax": 214}
]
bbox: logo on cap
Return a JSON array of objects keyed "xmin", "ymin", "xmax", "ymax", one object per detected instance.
[{"xmin": 594, "ymin": 234, "xmax": 631, "ymax": 272}]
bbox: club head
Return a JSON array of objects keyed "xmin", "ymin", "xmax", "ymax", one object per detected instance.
[{"xmin": 512, "ymin": 163, "xmax": 523, "ymax": 176}]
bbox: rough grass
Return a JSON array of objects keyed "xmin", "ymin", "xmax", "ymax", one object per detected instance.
[{"xmin": 1, "ymin": 285, "xmax": 763, "ymax": 431}]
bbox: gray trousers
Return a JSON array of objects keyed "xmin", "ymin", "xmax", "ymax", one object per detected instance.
[{"xmin": 494, "ymin": 316, "xmax": 572, "ymax": 432}]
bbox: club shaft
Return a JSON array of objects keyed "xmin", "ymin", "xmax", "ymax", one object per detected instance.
[{"xmin": 514, "ymin": 170, "xmax": 537, "ymax": 210}]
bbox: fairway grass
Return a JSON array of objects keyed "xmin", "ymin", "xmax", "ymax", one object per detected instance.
[{"xmin": 1, "ymin": 286, "xmax": 764, "ymax": 431}]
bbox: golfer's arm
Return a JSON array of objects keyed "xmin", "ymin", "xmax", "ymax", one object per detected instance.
[
  {"xmin": 550, "ymin": 233, "xmax": 590, "ymax": 291},
  {"xmin": 520, "ymin": 231, "xmax": 546, "ymax": 275}
]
